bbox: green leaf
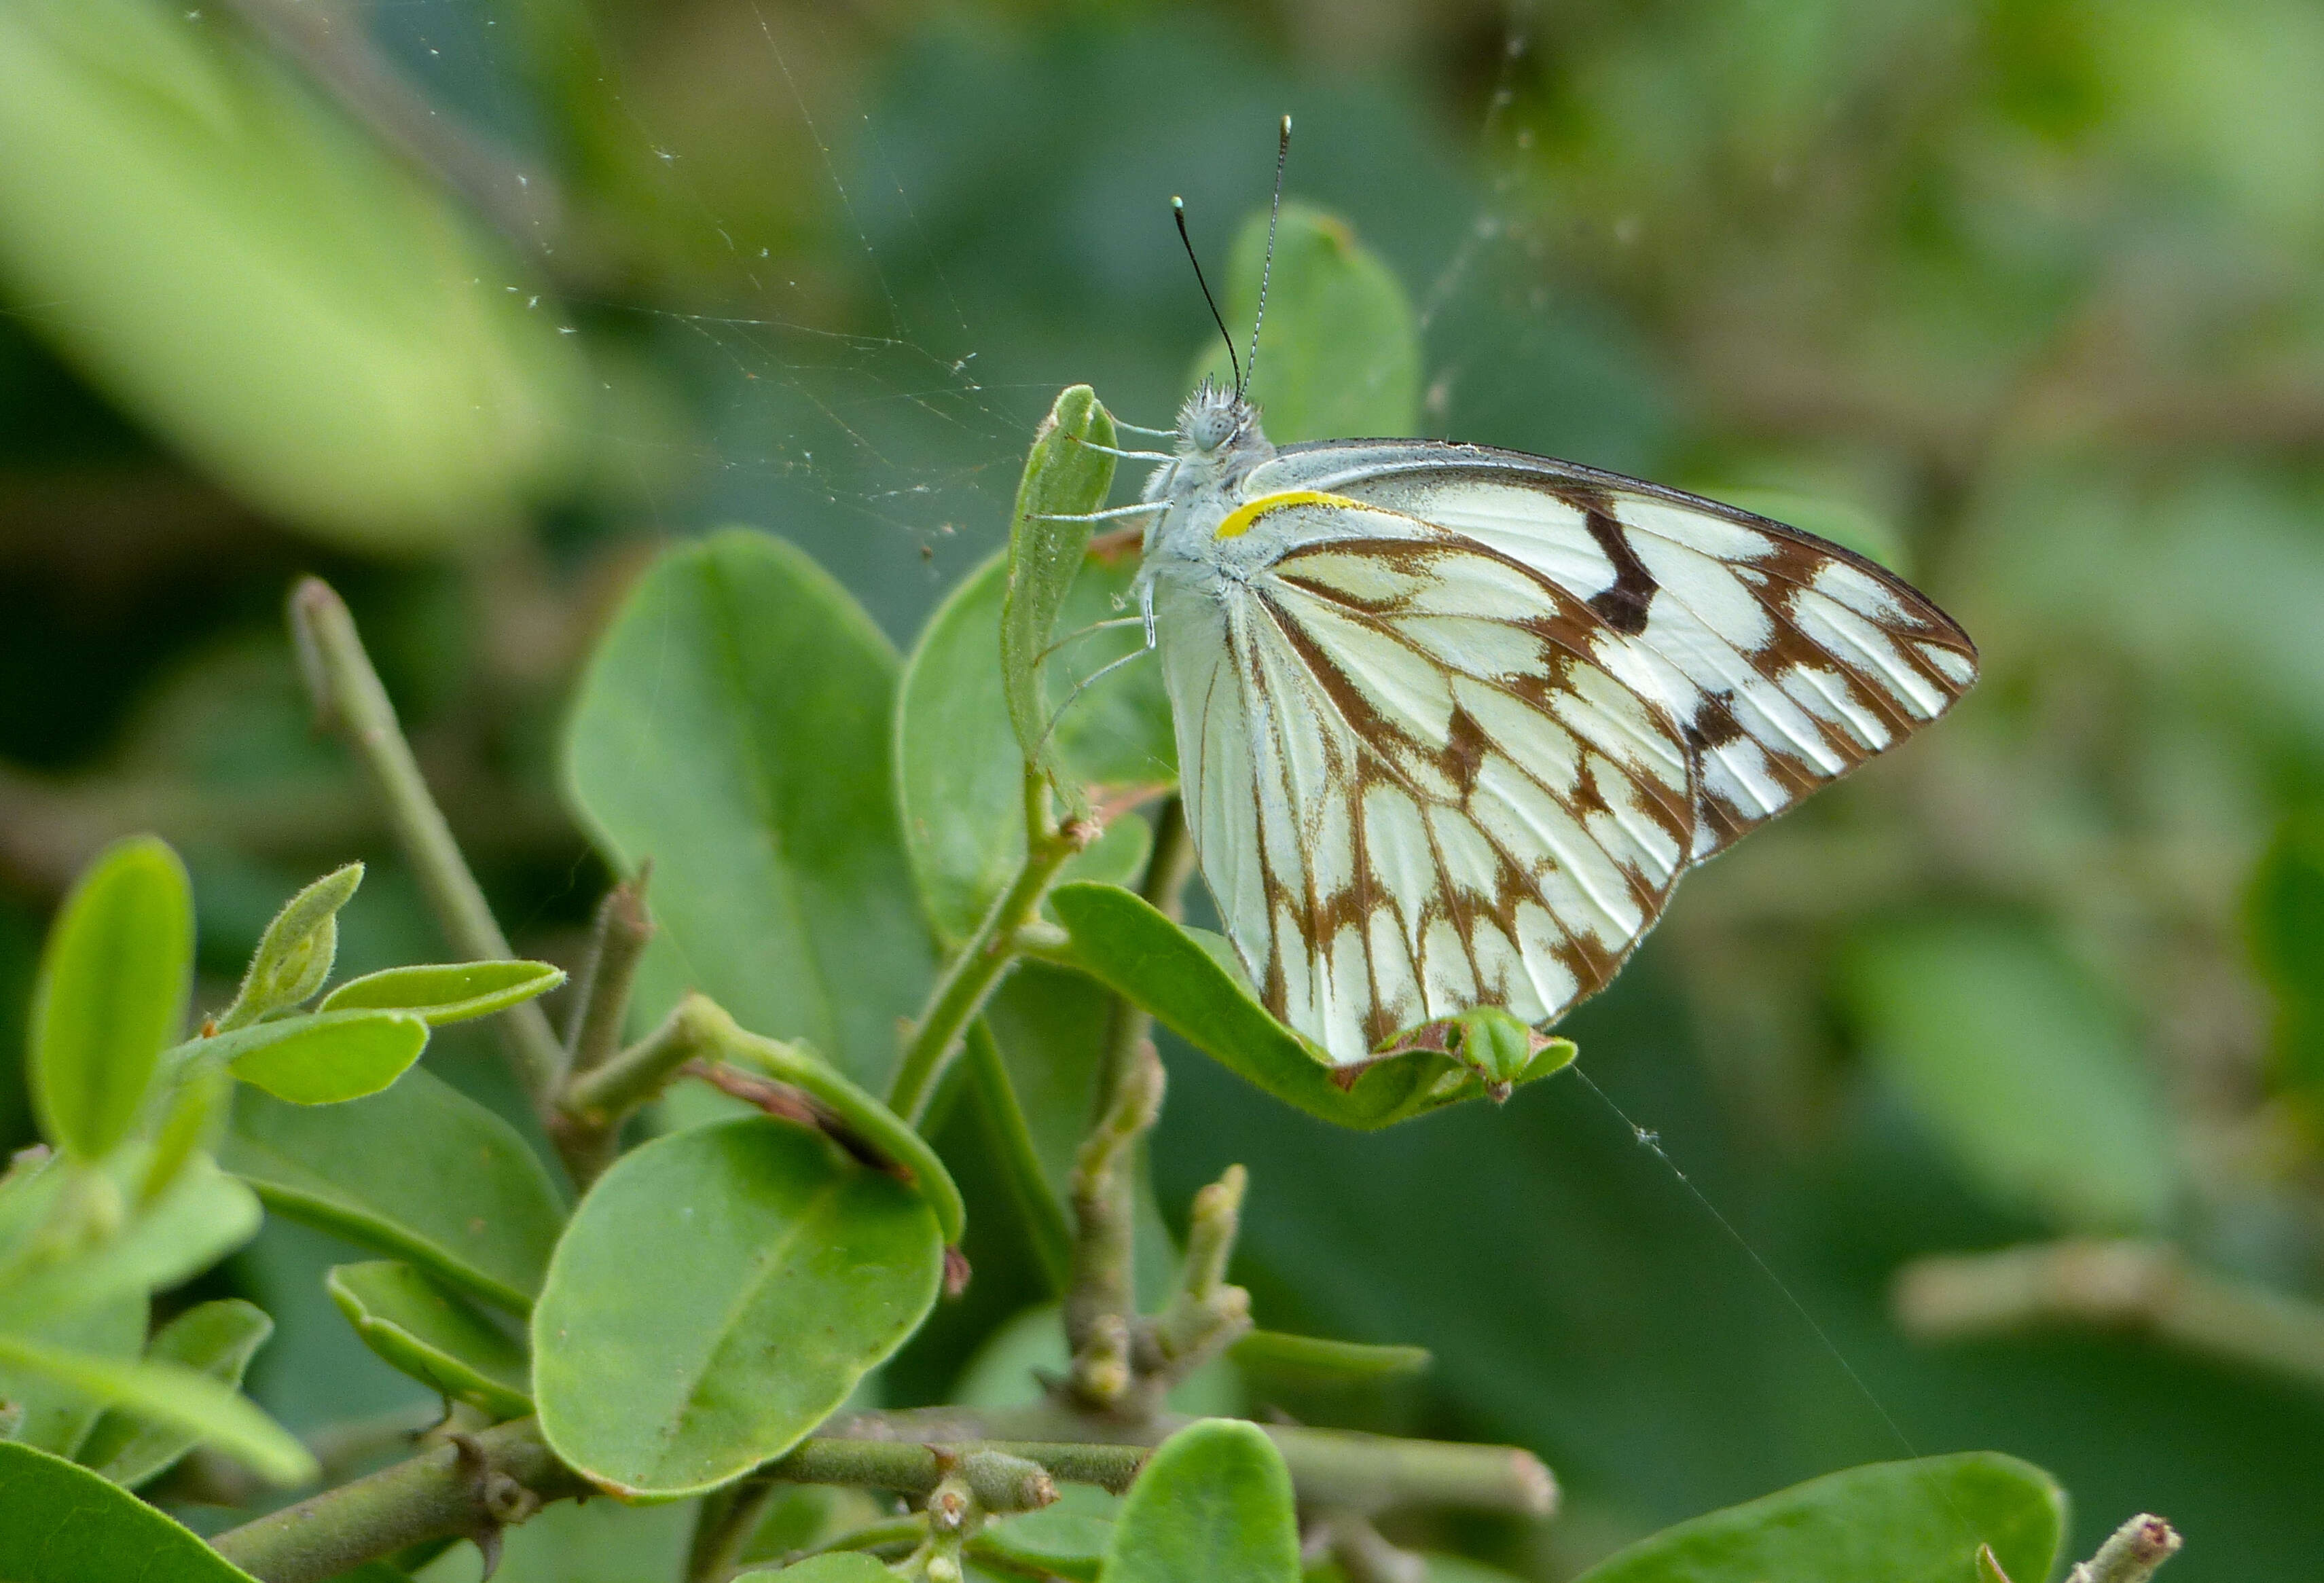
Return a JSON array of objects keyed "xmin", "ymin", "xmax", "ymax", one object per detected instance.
[
  {"xmin": 1000, "ymin": 384, "xmax": 1121, "ymax": 789},
  {"xmin": 321, "ymin": 961, "xmax": 568, "ymax": 1027},
  {"xmin": 326, "ymin": 1261, "xmax": 531, "ymax": 1418},
  {"xmin": 29, "ymin": 835, "xmax": 192, "ymax": 1159},
  {"xmin": 0, "ymin": 0, "xmax": 581, "ymax": 553},
  {"xmin": 1046, "ymin": 884, "xmax": 1574, "ymax": 1128},
  {"xmin": 734, "ymin": 1557, "xmax": 892, "ymax": 1582},
  {"xmin": 564, "ymin": 528, "xmax": 934, "ymax": 1090},
  {"xmin": 0, "ymin": 1440, "xmax": 266, "ymax": 1582},
  {"xmin": 975, "ymin": 1505, "xmax": 1116, "ymax": 1582},
  {"xmin": 0, "ymin": 1330, "xmax": 314, "ymax": 1486},
  {"xmin": 1104, "ymin": 1419, "xmax": 1299, "ymax": 1583},
  {"xmin": 897, "ymin": 547, "xmax": 1169, "ymax": 946},
  {"xmin": 0, "ymin": 1152, "xmax": 261, "ymax": 1330},
  {"xmin": 1844, "ymin": 920, "xmax": 2179, "ymax": 1229},
  {"xmin": 213, "ymin": 1009, "xmax": 431, "ymax": 1106},
  {"xmin": 139, "ymin": 1061, "xmax": 231, "ymax": 1204},
  {"xmin": 1569, "ymin": 1453, "xmax": 2065, "ymax": 1583},
  {"xmin": 1229, "ymin": 1330, "xmax": 1432, "ymax": 1383},
  {"xmin": 220, "ymin": 1068, "xmax": 566, "ymax": 1311},
  {"xmin": 75, "ymin": 1298, "xmax": 272, "ymax": 1489},
  {"xmin": 706, "ymin": 1005, "xmax": 966, "ymax": 1245},
  {"xmin": 532, "ymin": 1117, "xmax": 945, "ymax": 1499},
  {"xmin": 1188, "ymin": 202, "xmax": 1419, "ymax": 442},
  {"xmin": 217, "ymin": 862, "xmax": 362, "ymax": 1032},
  {"xmin": 0, "ymin": 1293, "xmax": 145, "ymax": 1457}
]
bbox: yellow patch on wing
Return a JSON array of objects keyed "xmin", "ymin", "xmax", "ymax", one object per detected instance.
[{"xmin": 1214, "ymin": 488, "xmax": 1375, "ymax": 540}]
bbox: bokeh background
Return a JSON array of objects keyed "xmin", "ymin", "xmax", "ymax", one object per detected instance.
[{"xmin": 5, "ymin": 0, "xmax": 2323, "ymax": 1576}]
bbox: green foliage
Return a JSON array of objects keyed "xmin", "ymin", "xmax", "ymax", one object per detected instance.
[
  {"xmin": 1845, "ymin": 920, "xmax": 2179, "ymax": 1229},
  {"xmin": 73, "ymin": 1298, "xmax": 272, "ymax": 1489},
  {"xmin": 217, "ymin": 862, "xmax": 362, "ymax": 1032},
  {"xmin": 326, "ymin": 1261, "xmax": 531, "ymax": 1418},
  {"xmin": 0, "ymin": 1440, "xmax": 266, "ymax": 1582},
  {"xmin": 29, "ymin": 835, "xmax": 191, "ymax": 1160},
  {"xmin": 564, "ymin": 528, "xmax": 934, "ymax": 1089},
  {"xmin": 1190, "ymin": 202, "xmax": 1420, "ymax": 441},
  {"xmin": 531, "ymin": 1118, "xmax": 944, "ymax": 1497},
  {"xmin": 221, "ymin": 1070, "xmax": 566, "ymax": 1311},
  {"xmin": 213, "ymin": 1009, "xmax": 431, "ymax": 1106},
  {"xmin": 319, "ymin": 961, "xmax": 567, "ymax": 1026},
  {"xmin": 0, "ymin": 0, "xmax": 581, "ymax": 551},
  {"xmin": 0, "ymin": 1152, "xmax": 259, "ymax": 1329},
  {"xmin": 0, "ymin": 1328, "xmax": 312, "ymax": 1487},
  {"xmin": 1000, "ymin": 384, "xmax": 1121, "ymax": 796},
  {"xmin": 1569, "ymin": 1453, "xmax": 2064, "ymax": 1583},
  {"xmin": 736, "ymin": 1557, "xmax": 891, "ymax": 1582},
  {"xmin": 975, "ymin": 1504, "xmax": 1114, "ymax": 1580},
  {"xmin": 1047, "ymin": 883, "xmax": 1574, "ymax": 1126},
  {"xmin": 1229, "ymin": 1329, "xmax": 1431, "ymax": 1383},
  {"xmin": 1104, "ymin": 1419, "xmax": 1300, "ymax": 1583}
]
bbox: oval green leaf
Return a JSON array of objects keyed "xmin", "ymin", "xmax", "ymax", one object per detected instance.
[
  {"xmin": 0, "ymin": 1331, "xmax": 313, "ymax": 1487},
  {"xmin": 1188, "ymin": 202, "xmax": 1419, "ymax": 443},
  {"xmin": 0, "ymin": 1440, "xmax": 266, "ymax": 1582},
  {"xmin": 533, "ymin": 1117, "xmax": 945, "ymax": 1499},
  {"xmin": 1046, "ymin": 884, "xmax": 1574, "ymax": 1128},
  {"xmin": 1845, "ymin": 920, "xmax": 2178, "ymax": 1229},
  {"xmin": 975, "ymin": 1505, "xmax": 1116, "ymax": 1582},
  {"xmin": 220, "ymin": 1068, "xmax": 566, "ymax": 1311},
  {"xmin": 30, "ymin": 834, "xmax": 192, "ymax": 1159},
  {"xmin": 76, "ymin": 1298, "xmax": 273, "ymax": 1489},
  {"xmin": 564, "ymin": 528, "xmax": 934, "ymax": 1090},
  {"xmin": 327, "ymin": 1261, "xmax": 531, "ymax": 1418},
  {"xmin": 735, "ymin": 1557, "xmax": 893, "ymax": 1583},
  {"xmin": 219, "ymin": 1009, "xmax": 430, "ymax": 1105},
  {"xmin": 0, "ymin": 1152, "xmax": 261, "ymax": 1331},
  {"xmin": 321, "ymin": 960, "xmax": 568, "ymax": 1026},
  {"xmin": 898, "ymin": 548, "xmax": 1169, "ymax": 946},
  {"xmin": 1571, "ymin": 1453, "xmax": 2065, "ymax": 1583},
  {"xmin": 1000, "ymin": 383, "xmax": 1119, "ymax": 789},
  {"xmin": 1104, "ymin": 1419, "xmax": 1299, "ymax": 1583}
]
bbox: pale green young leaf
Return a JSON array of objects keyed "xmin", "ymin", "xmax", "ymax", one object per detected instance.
[
  {"xmin": 532, "ymin": 1118, "xmax": 944, "ymax": 1499},
  {"xmin": 0, "ymin": 1152, "xmax": 260, "ymax": 1330},
  {"xmin": 30, "ymin": 835, "xmax": 192, "ymax": 1159},
  {"xmin": 327, "ymin": 1261, "xmax": 531, "ymax": 1418},
  {"xmin": 1188, "ymin": 202, "xmax": 1419, "ymax": 443},
  {"xmin": 75, "ymin": 1298, "xmax": 272, "ymax": 1489},
  {"xmin": 320, "ymin": 960, "xmax": 567, "ymax": 1026},
  {"xmin": 0, "ymin": 1292, "xmax": 144, "ymax": 1457},
  {"xmin": 1000, "ymin": 383, "xmax": 1120, "ymax": 788},
  {"xmin": 564, "ymin": 528, "xmax": 934, "ymax": 1090},
  {"xmin": 0, "ymin": 1330, "xmax": 314, "ymax": 1486},
  {"xmin": 220, "ymin": 1070, "xmax": 566, "ymax": 1311},
  {"xmin": 1103, "ymin": 1419, "xmax": 1299, "ymax": 1583},
  {"xmin": 217, "ymin": 862, "xmax": 363, "ymax": 1032},
  {"xmin": 898, "ymin": 548, "xmax": 1168, "ymax": 946},
  {"xmin": 1570, "ymin": 1453, "xmax": 2063, "ymax": 1583},
  {"xmin": 0, "ymin": 1441, "xmax": 266, "ymax": 1582},
  {"xmin": 221, "ymin": 1009, "xmax": 430, "ymax": 1105}
]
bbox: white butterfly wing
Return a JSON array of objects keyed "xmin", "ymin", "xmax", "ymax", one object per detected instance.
[
  {"xmin": 1246, "ymin": 442, "xmax": 1980, "ymax": 860},
  {"xmin": 1156, "ymin": 498, "xmax": 1698, "ymax": 1065}
]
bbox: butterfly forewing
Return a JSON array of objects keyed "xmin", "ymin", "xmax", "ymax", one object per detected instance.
[{"xmin": 1247, "ymin": 442, "xmax": 1980, "ymax": 860}]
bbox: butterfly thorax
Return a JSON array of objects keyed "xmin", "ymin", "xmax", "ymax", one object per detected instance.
[{"xmin": 1137, "ymin": 382, "xmax": 1279, "ymax": 583}]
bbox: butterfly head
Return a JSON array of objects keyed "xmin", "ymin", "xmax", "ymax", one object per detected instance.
[{"xmin": 1176, "ymin": 378, "xmax": 1271, "ymax": 476}]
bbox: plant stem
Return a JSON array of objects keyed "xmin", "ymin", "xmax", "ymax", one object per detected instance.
[
  {"xmin": 965, "ymin": 1017, "xmax": 1074, "ymax": 1294},
  {"xmin": 2069, "ymin": 1514, "xmax": 2183, "ymax": 1582},
  {"xmin": 1064, "ymin": 1040, "xmax": 1165, "ymax": 1408},
  {"xmin": 287, "ymin": 579, "xmax": 568, "ymax": 1123},
  {"xmin": 887, "ymin": 769, "xmax": 1091, "ymax": 1127},
  {"xmin": 1894, "ymin": 1239, "xmax": 2324, "ymax": 1394},
  {"xmin": 561, "ymin": 997, "xmax": 710, "ymax": 1131},
  {"xmin": 564, "ymin": 862, "xmax": 654, "ymax": 1080},
  {"xmin": 685, "ymin": 1470, "xmax": 782, "ymax": 1583}
]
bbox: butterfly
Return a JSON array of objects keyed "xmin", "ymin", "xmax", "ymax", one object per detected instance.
[
  {"xmin": 1057, "ymin": 124, "xmax": 1976, "ymax": 1081},
  {"xmin": 1105, "ymin": 383, "xmax": 1977, "ymax": 1076}
]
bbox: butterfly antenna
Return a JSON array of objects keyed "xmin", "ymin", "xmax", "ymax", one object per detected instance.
[
  {"xmin": 1174, "ymin": 196, "xmax": 1240, "ymax": 393},
  {"xmin": 1246, "ymin": 113, "xmax": 1290, "ymax": 395}
]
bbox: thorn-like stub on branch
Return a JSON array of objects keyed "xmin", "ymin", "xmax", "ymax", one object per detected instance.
[
  {"xmin": 287, "ymin": 577, "xmax": 347, "ymax": 731},
  {"xmin": 956, "ymin": 1449, "xmax": 1059, "ymax": 1514},
  {"xmin": 2069, "ymin": 1513, "xmax": 2182, "ymax": 1583},
  {"xmin": 1070, "ymin": 1312, "xmax": 1136, "ymax": 1408}
]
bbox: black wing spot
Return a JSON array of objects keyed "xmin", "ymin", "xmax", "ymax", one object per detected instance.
[{"xmin": 1582, "ymin": 508, "xmax": 1656, "ymax": 636}]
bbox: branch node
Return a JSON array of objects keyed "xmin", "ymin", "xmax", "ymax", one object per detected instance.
[{"xmin": 2069, "ymin": 1514, "xmax": 2182, "ymax": 1583}]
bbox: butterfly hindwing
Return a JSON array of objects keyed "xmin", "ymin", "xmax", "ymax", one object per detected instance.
[
  {"xmin": 1247, "ymin": 441, "xmax": 1980, "ymax": 860},
  {"xmin": 1155, "ymin": 498, "xmax": 1698, "ymax": 1065}
]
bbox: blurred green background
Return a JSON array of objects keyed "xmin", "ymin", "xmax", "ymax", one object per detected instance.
[{"xmin": 3, "ymin": 0, "xmax": 2323, "ymax": 1576}]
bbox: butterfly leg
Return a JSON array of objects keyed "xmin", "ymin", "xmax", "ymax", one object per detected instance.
[
  {"xmin": 1030, "ymin": 502, "xmax": 1169, "ymax": 523},
  {"xmin": 1064, "ymin": 437, "xmax": 1179, "ymax": 462}
]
